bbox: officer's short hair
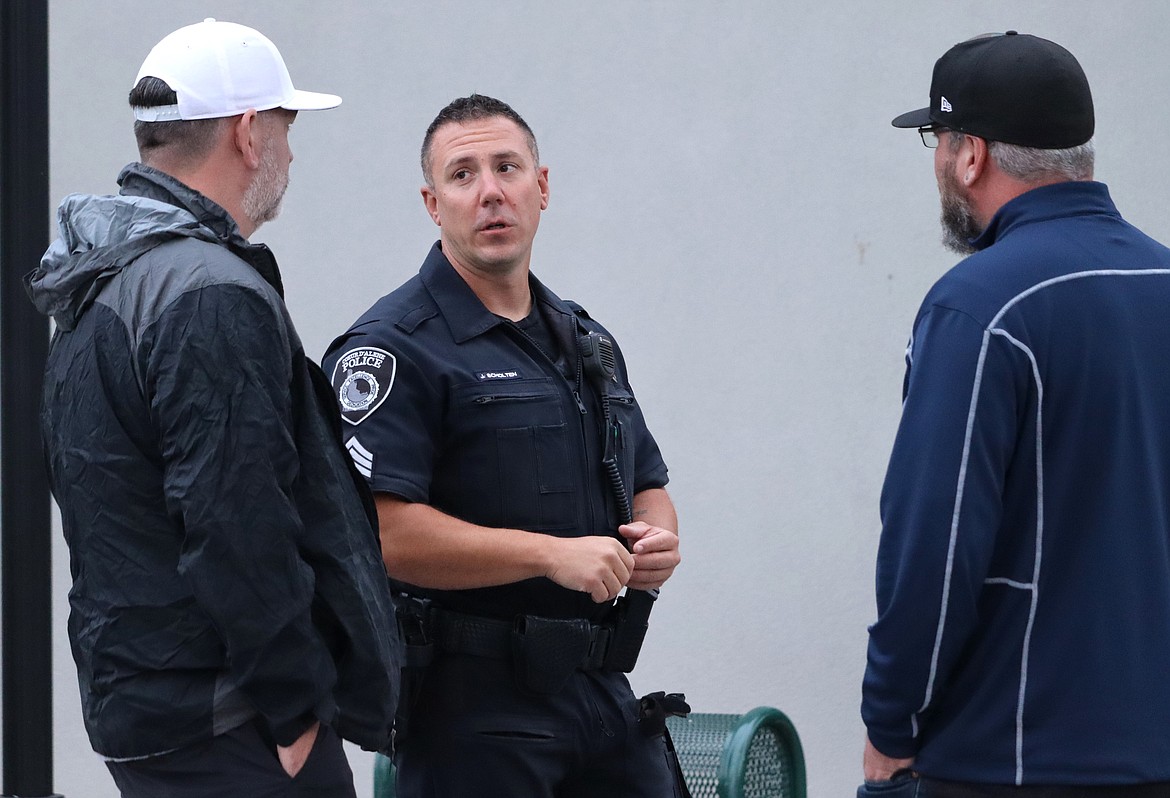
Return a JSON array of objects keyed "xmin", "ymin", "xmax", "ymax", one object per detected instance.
[
  {"xmin": 421, "ymin": 94, "xmax": 540, "ymax": 187},
  {"xmin": 129, "ymin": 77, "xmax": 227, "ymax": 163}
]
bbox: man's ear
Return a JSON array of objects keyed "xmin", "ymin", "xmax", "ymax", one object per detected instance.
[
  {"xmin": 963, "ymin": 135, "xmax": 989, "ymax": 187},
  {"xmin": 233, "ymin": 109, "xmax": 262, "ymax": 170},
  {"xmin": 538, "ymin": 165, "xmax": 549, "ymax": 211},
  {"xmin": 421, "ymin": 185, "xmax": 441, "ymax": 226}
]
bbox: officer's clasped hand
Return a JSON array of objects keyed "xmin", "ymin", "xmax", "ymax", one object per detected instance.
[
  {"xmin": 619, "ymin": 522, "xmax": 681, "ymax": 591},
  {"xmin": 545, "ymin": 535, "xmax": 635, "ymax": 602}
]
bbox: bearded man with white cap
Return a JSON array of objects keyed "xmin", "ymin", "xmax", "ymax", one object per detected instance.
[{"xmin": 25, "ymin": 19, "xmax": 401, "ymax": 797}]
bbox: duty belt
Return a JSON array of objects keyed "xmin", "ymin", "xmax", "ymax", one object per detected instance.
[{"xmin": 430, "ymin": 607, "xmax": 614, "ymax": 672}]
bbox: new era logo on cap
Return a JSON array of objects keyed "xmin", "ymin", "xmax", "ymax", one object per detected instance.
[{"xmin": 940, "ymin": 96, "xmax": 953, "ymax": 113}]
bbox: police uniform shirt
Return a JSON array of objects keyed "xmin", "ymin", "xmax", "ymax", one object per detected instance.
[{"xmin": 323, "ymin": 243, "xmax": 668, "ymax": 623}]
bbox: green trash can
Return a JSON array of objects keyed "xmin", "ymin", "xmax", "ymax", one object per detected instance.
[
  {"xmin": 373, "ymin": 750, "xmax": 395, "ymax": 798},
  {"xmin": 665, "ymin": 707, "xmax": 807, "ymax": 798}
]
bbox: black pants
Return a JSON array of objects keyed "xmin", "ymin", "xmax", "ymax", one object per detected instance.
[
  {"xmin": 106, "ymin": 719, "xmax": 356, "ymax": 798},
  {"xmin": 395, "ymin": 653, "xmax": 681, "ymax": 798}
]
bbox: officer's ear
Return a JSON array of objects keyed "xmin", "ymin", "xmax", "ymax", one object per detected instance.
[{"xmin": 421, "ymin": 185, "xmax": 441, "ymax": 227}]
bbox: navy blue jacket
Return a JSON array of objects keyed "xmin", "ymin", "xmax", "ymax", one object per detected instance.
[
  {"xmin": 323, "ymin": 244, "xmax": 668, "ymax": 623},
  {"xmin": 863, "ymin": 181, "xmax": 1170, "ymax": 784}
]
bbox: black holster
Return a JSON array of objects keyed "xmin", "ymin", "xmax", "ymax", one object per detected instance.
[
  {"xmin": 393, "ymin": 595, "xmax": 435, "ymax": 746},
  {"xmin": 601, "ymin": 589, "xmax": 656, "ymax": 672}
]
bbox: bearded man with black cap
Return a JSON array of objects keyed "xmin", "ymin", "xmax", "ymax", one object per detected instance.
[
  {"xmin": 26, "ymin": 19, "xmax": 401, "ymax": 797},
  {"xmin": 861, "ymin": 32, "xmax": 1170, "ymax": 796}
]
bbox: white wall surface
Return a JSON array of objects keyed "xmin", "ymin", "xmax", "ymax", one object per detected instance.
[{"xmin": 28, "ymin": 1, "xmax": 1170, "ymax": 796}]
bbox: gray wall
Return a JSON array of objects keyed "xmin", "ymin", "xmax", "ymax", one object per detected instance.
[{"xmin": 36, "ymin": 2, "xmax": 1170, "ymax": 796}]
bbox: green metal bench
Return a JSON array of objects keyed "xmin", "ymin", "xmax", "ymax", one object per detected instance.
[{"xmin": 374, "ymin": 705, "xmax": 805, "ymax": 798}]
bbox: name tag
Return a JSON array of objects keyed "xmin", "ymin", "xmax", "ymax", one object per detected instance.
[{"xmin": 476, "ymin": 370, "xmax": 522, "ymax": 381}]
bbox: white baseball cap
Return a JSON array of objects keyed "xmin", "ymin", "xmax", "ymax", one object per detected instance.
[{"xmin": 133, "ymin": 18, "xmax": 341, "ymax": 122}]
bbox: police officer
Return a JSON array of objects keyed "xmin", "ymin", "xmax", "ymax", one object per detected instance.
[{"xmin": 324, "ymin": 94, "xmax": 682, "ymax": 797}]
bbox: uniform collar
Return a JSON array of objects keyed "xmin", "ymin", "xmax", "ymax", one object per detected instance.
[
  {"xmin": 419, "ymin": 242, "xmax": 580, "ymax": 344},
  {"xmin": 971, "ymin": 180, "xmax": 1119, "ymax": 252}
]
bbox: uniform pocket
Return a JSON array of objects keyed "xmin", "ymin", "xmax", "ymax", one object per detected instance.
[{"xmin": 451, "ymin": 379, "xmax": 576, "ymax": 531}]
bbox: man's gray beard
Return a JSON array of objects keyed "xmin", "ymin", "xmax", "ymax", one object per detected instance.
[
  {"xmin": 939, "ymin": 168, "xmax": 981, "ymax": 255},
  {"xmin": 242, "ymin": 144, "xmax": 288, "ymax": 230}
]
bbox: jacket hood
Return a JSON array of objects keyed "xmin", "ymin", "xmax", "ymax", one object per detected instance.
[{"xmin": 26, "ymin": 164, "xmax": 225, "ymax": 331}]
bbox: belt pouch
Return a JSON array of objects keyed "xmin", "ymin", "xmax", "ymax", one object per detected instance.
[{"xmin": 511, "ymin": 615, "xmax": 592, "ymax": 695}]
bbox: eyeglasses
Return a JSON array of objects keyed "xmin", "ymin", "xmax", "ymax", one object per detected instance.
[{"xmin": 918, "ymin": 126, "xmax": 947, "ymax": 149}]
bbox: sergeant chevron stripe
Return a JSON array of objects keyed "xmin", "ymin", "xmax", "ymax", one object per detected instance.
[{"xmin": 346, "ymin": 436, "xmax": 374, "ymax": 478}]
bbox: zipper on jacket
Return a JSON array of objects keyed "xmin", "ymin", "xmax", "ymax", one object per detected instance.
[
  {"xmin": 506, "ymin": 315, "xmax": 603, "ymax": 544},
  {"xmin": 473, "ymin": 394, "xmax": 543, "ymax": 405}
]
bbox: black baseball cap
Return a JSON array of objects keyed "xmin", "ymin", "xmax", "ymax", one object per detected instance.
[{"xmin": 892, "ymin": 31, "xmax": 1094, "ymax": 149}]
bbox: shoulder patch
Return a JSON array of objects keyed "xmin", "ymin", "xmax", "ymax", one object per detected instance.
[{"xmin": 331, "ymin": 346, "xmax": 396, "ymax": 426}]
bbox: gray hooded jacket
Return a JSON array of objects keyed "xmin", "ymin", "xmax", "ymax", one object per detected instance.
[{"xmin": 26, "ymin": 162, "xmax": 401, "ymax": 759}]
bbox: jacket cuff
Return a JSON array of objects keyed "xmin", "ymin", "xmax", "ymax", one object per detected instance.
[{"xmin": 866, "ymin": 728, "xmax": 918, "ymax": 760}]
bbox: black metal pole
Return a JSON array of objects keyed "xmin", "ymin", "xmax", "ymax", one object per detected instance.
[{"xmin": 1, "ymin": 0, "xmax": 61, "ymax": 796}]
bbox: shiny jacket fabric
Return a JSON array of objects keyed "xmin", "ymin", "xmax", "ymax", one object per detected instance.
[{"xmin": 26, "ymin": 163, "xmax": 401, "ymax": 759}]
